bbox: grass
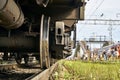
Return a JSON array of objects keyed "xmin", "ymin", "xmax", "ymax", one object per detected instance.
[{"xmin": 52, "ymin": 60, "xmax": 120, "ymax": 80}]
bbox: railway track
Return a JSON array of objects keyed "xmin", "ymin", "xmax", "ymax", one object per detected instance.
[
  {"xmin": 0, "ymin": 63, "xmax": 17, "ymax": 71},
  {"xmin": 25, "ymin": 62, "xmax": 59, "ymax": 80},
  {"xmin": 0, "ymin": 61, "xmax": 42, "ymax": 80},
  {"xmin": 0, "ymin": 59, "xmax": 59, "ymax": 80}
]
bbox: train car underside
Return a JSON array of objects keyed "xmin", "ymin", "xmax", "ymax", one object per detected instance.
[{"xmin": 0, "ymin": 0, "xmax": 85, "ymax": 68}]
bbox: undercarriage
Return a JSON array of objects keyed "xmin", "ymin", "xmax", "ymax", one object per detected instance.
[{"xmin": 0, "ymin": 0, "xmax": 85, "ymax": 68}]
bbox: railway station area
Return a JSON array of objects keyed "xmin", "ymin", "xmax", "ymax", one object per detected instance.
[{"xmin": 0, "ymin": 0, "xmax": 120, "ymax": 80}]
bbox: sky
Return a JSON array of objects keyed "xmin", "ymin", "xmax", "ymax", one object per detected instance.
[{"xmin": 76, "ymin": 0, "xmax": 120, "ymax": 42}]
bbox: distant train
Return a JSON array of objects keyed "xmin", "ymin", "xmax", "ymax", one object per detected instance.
[
  {"xmin": 0, "ymin": 0, "xmax": 85, "ymax": 68},
  {"xmin": 98, "ymin": 42, "xmax": 120, "ymax": 56}
]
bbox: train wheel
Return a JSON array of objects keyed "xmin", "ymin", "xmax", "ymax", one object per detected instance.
[
  {"xmin": 40, "ymin": 15, "xmax": 50, "ymax": 69},
  {"xmin": 14, "ymin": 53, "xmax": 22, "ymax": 65}
]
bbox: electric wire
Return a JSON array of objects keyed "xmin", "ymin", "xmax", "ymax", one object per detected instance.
[
  {"xmin": 86, "ymin": 0, "xmax": 99, "ymax": 17},
  {"xmin": 88, "ymin": 0, "xmax": 105, "ymax": 19}
]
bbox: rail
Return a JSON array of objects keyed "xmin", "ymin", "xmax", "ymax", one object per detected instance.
[
  {"xmin": 25, "ymin": 62, "xmax": 59, "ymax": 80},
  {"xmin": 0, "ymin": 63, "xmax": 17, "ymax": 71}
]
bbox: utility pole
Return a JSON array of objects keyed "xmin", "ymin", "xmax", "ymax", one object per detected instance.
[
  {"xmin": 108, "ymin": 25, "xmax": 112, "ymax": 44},
  {"xmin": 109, "ymin": 20, "xmax": 112, "ymax": 44}
]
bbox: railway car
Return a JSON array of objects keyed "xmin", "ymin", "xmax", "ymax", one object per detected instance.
[
  {"xmin": 98, "ymin": 42, "xmax": 120, "ymax": 56},
  {"xmin": 0, "ymin": 0, "xmax": 85, "ymax": 68}
]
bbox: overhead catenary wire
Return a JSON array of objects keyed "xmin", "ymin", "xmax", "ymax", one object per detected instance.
[
  {"xmin": 85, "ymin": 0, "xmax": 99, "ymax": 16},
  {"xmin": 78, "ymin": 0, "xmax": 99, "ymax": 34},
  {"xmin": 79, "ymin": 19, "xmax": 120, "ymax": 25},
  {"xmin": 79, "ymin": 0, "xmax": 105, "ymax": 34},
  {"xmin": 78, "ymin": 0, "xmax": 120, "ymax": 42},
  {"xmin": 88, "ymin": 0, "xmax": 105, "ymax": 19}
]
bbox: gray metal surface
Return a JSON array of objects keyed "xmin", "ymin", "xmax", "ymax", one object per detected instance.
[
  {"xmin": 0, "ymin": 0, "xmax": 24, "ymax": 29},
  {"xmin": 0, "ymin": 0, "xmax": 7, "ymax": 10}
]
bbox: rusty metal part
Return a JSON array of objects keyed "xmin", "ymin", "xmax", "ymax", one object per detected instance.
[
  {"xmin": 0, "ymin": 0, "xmax": 24, "ymax": 29},
  {"xmin": 40, "ymin": 15, "xmax": 50, "ymax": 69}
]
